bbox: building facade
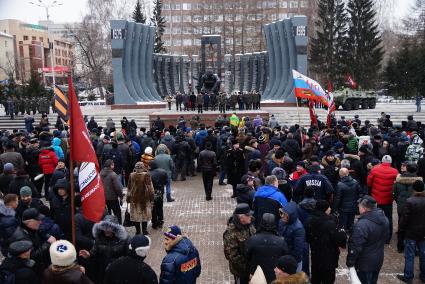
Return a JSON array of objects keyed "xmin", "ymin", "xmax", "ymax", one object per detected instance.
[
  {"xmin": 0, "ymin": 31, "xmax": 15, "ymax": 81},
  {"xmin": 0, "ymin": 19, "xmax": 74, "ymax": 84},
  {"xmin": 162, "ymin": 0, "xmax": 314, "ymax": 56}
]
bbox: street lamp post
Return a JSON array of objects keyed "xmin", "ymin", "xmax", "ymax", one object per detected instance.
[{"xmin": 28, "ymin": 0, "xmax": 63, "ymax": 86}]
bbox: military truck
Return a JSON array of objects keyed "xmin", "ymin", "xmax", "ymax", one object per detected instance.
[{"xmin": 333, "ymin": 88, "xmax": 377, "ymax": 111}]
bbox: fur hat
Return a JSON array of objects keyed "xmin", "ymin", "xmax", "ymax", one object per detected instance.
[
  {"xmin": 129, "ymin": 235, "xmax": 151, "ymax": 258},
  {"xmin": 49, "ymin": 240, "xmax": 76, "ymax": 267},
  {"xmin": 144, "ymin": 146, "xmax": 153, "ymax": 155}
]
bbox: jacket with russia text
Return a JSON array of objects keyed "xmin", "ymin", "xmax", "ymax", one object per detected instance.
[{"xmin": 159, "ymin": 235, "xmax": 201, "ymax": 284}]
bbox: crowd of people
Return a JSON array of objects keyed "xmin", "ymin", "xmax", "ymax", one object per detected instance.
[
  {"xmin": 0, "ymin": 109, "xmax": 424, "ymax": 284},
  {"xmin": 165, "ymin": 91, "xmax": 262, "ymax": 113}
]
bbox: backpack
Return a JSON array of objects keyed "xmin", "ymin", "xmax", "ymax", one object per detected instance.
[
  {"xmin": 405, "ymin": 144, "xmax": 423, "ymax": 162},
  {"xmin": 0, "ymin": 269, "xmax": 15, "ymax": 284}
]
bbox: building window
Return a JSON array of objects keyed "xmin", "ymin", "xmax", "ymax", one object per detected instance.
[
  {"xmin": 32, "ymin": 36, "xmax": 36, "ymax": 40},
  {"xmin": 23, "ymin": 35, "xmax": 28, "ymax": 40},
  {"xmin": 182, "ymin": 3, "xmax": 191, "ymax": 10},
  {"xmin": 290, "ymin": 1, "xmax": 298, "ymax": 8},
  {"xmin": 183, "ymin": 39, "xmax": 192, "ymax": 45},
  {"xmin": 280, "ymin": 0, "xmax": 288, "ymax": 8},
  {"xmin": 300, "ymin": 0, "xmax": 308, "ymax": 7},
  {"xmin": 183, "ymin": 15, "xmax": 191, "ymax": 22},
  {"xmin": 175, "ymin": 3, "xmax": 181, "ymax": 9},
  {"xmin": 279, "ymin": 13, "xmax": 288, "ymax": 19},
  {"xmin": 163, "ymin": 3, "xmax": 170, "ymax": 9},
  {"xmin": 172, "ymin": 15, "xmax": 181, "ymax": 22}
]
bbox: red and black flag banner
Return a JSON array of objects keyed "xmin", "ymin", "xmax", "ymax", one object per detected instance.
[{"xmin": 54, "ymin": 86, "xmax": 69, "ymax": 121}]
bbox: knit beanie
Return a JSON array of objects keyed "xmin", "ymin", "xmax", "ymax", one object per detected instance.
[{"xmin": 20, "ymin": 186, "xmax": 32, "ymax": 197}]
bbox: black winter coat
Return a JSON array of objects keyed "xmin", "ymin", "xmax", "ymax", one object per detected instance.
[
  {"xmin": 281, "ymin": 138, "xmax": 301, "ymax": 161},
  {"xmin": 75, "ymin": 212, "xmax": 95, "ymax": 251},
  {"xmin": 8, "ymin": 175, "xmax": 38, "ymax": 197},
  {"xmin": 0, "ymin": 256, "xmax": 40, "ymax": 284},
  {"xmin": 0, "ymin": 203, "xmax": 18, "ymax": 255},
  {"xmin": 149, "ymin": 167, "xmax": 167, "ymax": 201},
  {"xmin": 245, "ymin": 230, "xmax": 289, "ymax": 283},
  {"xmin": 15, "ymin": 198, "xmax": 50, "ymax": 219},
  {"xmin": 89, "ymin": 220, "xmax": 128, "ymax": 283},
  {"xmin": 346, "ymin": 209, "xmax": 389, "ymax": 271},
  {"xmin": 236, "ymin": 184, "xmax": 255, "ymax": 209},
  {"xmin": 104, "ymin": 255, "xmax": 158, "ymax": 284},
  {"xmin": 306, "ymin": 210, "xmax": 346, "ymax": 270},
  {"xmin": 399, "ymin": 192, "xmax": 425, "ymax": 241},
  {"xmin": 199, "ymin": 149, "xmax": 217, "ymax": 171},
  {"xmin": 334, "ymin": 176, "xmax": 362, "ymax": 213},
  {"xmin": 225, "ymin": 148, "xmax": 245, "ymax": 186}
]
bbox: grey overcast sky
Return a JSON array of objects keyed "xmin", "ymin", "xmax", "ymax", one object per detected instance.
[{"xmin": 0, "ymin": 0, "xmax": 416, "ymax": 25}]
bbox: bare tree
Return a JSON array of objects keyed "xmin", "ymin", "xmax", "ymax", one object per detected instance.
[
  {"xmin": 0, "ymin": 53, "xmax": 16, "ymax": 79},
  {"xmin": 67, "ymin": 0, "xmax": 132, "ymax": 98}
]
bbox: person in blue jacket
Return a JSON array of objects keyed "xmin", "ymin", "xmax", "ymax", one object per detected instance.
[
  {"xmin": 253, "ymin": 175, "xmax": 288, "ymax": 229},
  {"xmin": 278, "ymin": 201, "xmax": 306, "ymax": 272},
  {"xmin": 160, "ymin": 225, "xmax": 201, "ymax": 284},
  {"xmin": 51, "ymin": 137, "xmax": 64, "ymax": 160}
]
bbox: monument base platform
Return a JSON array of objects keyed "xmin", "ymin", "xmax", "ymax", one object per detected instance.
[
  {"xmin": 149, "ymin": 110, "xmax": 270, "ymax": 128},
  {"xmin": 260, "ymin": 101, "xmax": 297, "ymax": 107},
  {"xmin": 111, "ymin": 102, "xmax": 167, "ymax": 110}
]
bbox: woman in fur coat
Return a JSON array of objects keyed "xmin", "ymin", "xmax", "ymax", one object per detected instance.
[{"xmin": 127, "ymin": 162, "xmax": 155, "ymax": 235}]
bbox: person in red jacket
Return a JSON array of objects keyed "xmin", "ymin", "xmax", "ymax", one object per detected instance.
[
  {"xmin": 367, "ymin": 154, "xmax": 398, "ymax": 243},
  {"xmin": 38, "ymin": 146, "xmax": 58, "ymax": 198}
]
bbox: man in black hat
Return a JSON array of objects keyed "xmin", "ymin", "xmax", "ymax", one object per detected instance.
[
  {"xmin": 0, "ymin": 240, "xmax": 40, "ymax": 284},
  {"xmin": 223, "ymin": 203, "xmax": 256, "ymax": 284},
  {"xmin": 294, "ymin": 164, "xmax": 334, "ymax": 203},
  {"xmin": 346, "ymin": 195, "xmax": 389, "ymax": 284},
  {"xmin": 246, "ymin": 213, "xmax": 288, "ymax": 283}
]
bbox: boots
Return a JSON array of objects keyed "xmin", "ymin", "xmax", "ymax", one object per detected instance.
[
  {"xmin": 142, "ymin": 222, "xmax": 149, "ymax": 235},
  {"xmin": 166, "ymin": 193, "xmax": 175, "ymax": 202}
]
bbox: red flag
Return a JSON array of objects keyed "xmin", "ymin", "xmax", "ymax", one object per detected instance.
[
  {"xmin": 345, "ymin": 74, "xmax": 357, "ymax": 89},
  {"xmin": 68, "ymin": 75, "xmax": 105, "ymax": 222},
  {"xmin": 308, "ymin": 100, "xmax": 318, "ymax": 127},
  {"xmin": 327, "ymin": 80, "xmax": 333, "ymax": 93}
]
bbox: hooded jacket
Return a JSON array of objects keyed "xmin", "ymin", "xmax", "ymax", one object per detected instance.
[
  {"xmin": 393, "ymin": 173, "xmax": 423, "ymax": 215},
  {"xmin": 52, "ymin": 138, "xmax": 64, "ymax": 160},
  {"xmin": 277, "ymin": 202, "xmax": 305, "ymax": 263},
  {"xmin": 346, "ymin": 208, "xmax": 389, "ymax": 271},
  {"xmin": 154, "ymin": 145, "xmax": 175, "ymax": 178},
  {"xmin": 104, "ymin": 254, "xmax": 158, "ymax": 284},
  {"xmin": 90, "ymin": 216, "xmax": 129, "ymax": 283},
  {"xmin": 0, "ymin": 256, "xmax": 40, "ymax": 284},
  {"xmin": 159, "ymin": 235, "xmax": 201, "ymax": 284},
  {"xmin": 49, "ymin": 178, "xmax": 72, "ymax": 239},
  {"xmin": 0, "ymin": 201, "xmax": 18, "ymax": 255},
  {"xmin": 253, "ymin": 185, "xmax": 287, "ymax": 228}
]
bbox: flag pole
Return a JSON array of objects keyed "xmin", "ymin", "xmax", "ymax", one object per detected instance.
[{"xmin": 68, "ymin": 73, "xmax": 76, "ymax": 246}]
